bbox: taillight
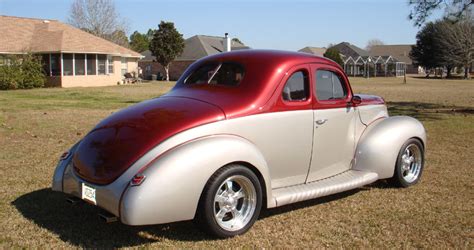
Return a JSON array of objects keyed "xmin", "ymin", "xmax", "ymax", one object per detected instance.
[
  {"xmin": 60, "ymin": 151, "xmax": 70, "ymax": 161},
  {"xmin": 130, "ymin": 174, "xmax": 146, "ymax": 186}
]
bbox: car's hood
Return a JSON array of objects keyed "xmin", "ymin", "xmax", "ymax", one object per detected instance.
[{"xmin": 72, "ymin": 96, "xmax": 225, "ymax": 185}]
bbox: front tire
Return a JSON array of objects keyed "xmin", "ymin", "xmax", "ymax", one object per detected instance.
[
  {"xmin": 390, "ymin": 138, "xmax": 424, "ymax": 187},
  {"xmin": 195, "ymin": 164, "xmax": 262, "ymax": 238}
]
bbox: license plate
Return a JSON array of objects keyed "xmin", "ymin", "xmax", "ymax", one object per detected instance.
[{"xmin": 81, "ymin": 183, "xmax": 96, "ymax": 205}]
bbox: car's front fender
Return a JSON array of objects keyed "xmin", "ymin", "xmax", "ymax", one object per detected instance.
[
  {"xmin": 353, "ymin": 116, "xmax": 426, "ymax": 179},
  {"xmin": 120, "ymin": 134, "xmax": 273, "ymax": 226}
]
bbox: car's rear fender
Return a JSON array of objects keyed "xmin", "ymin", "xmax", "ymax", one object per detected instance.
[
  {"xmin": 120, "ymin": 134, "xmax": 273, "ymax": 226},
  {"xmin": 353, "ymin": 116, "xmax": 426, "ymax": 179}
]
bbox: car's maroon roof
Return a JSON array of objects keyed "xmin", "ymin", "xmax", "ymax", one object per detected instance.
[{"xmin": 167, "ymin": 50, "xmax": 342, "ymax": 118}]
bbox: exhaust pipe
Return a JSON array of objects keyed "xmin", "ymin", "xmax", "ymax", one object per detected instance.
[
  {"xmin": 99, "ymin": 211, "xmax": 118, "ymax": 223},
  {"xmin": 66, "ymin": 196, "xmax": 82, "ymax": 204}
]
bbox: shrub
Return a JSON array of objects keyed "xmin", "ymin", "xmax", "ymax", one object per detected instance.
[{"xmin": 0, "ymin": 54, "xmax": 45, "ymax": 90}]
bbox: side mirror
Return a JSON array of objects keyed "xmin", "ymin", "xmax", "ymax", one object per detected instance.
[{"xmin": 351, "ymin": 95, "xmax": 362, "ymax": 106}]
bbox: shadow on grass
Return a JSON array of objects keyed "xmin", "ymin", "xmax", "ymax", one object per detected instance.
[
  {"xmin": 12, "ymin": 188, "xmax": 213, "ymax": 247},
  {"xmin": 13, "ymin": 187, "xmax": 374, "ymax": 247},
  {"xmin": 387, "ymin": 101, "xmax": 473, "ymax": 121}
]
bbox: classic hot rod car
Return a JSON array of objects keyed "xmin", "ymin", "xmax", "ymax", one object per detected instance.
[{"xmin": 52, "ymin": 50, "xmax": 426, "ymax": 238}]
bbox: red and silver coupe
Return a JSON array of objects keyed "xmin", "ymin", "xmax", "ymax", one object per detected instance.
[{"xmin": 52, "ymin": 50, "xmax": 426, "ymax": 238}]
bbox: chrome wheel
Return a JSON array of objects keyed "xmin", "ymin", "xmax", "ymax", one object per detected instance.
[
  {"xmin": 213, "ymin": 175, "xmax": 257, "ymax": 232},
  {"xmin": 400, "ymin": 143, "xmax": 422, "ymax": 183}
]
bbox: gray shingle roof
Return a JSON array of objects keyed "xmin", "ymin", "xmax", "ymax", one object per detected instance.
[
  {"xmin": 369, "ymin": 44, "xmax": 414, "ymax": 64},
  {"xmin": 141, "ymin": 35, "xmax": 249, "ymax": 61},
  {"xmin": 332, "ymin": 42, "xmax": 369, "ymax": 58},
  {"xmin": 298, "ymin": 47, "xmax": 327, "ymax": 56}
]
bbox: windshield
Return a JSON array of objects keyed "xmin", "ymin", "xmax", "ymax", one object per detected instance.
[{"xmin": 184, "ymin": 62, "xmax": 245, "ymax": 86}]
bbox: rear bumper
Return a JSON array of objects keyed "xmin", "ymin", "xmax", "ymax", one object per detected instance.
[{"xmin": 52, "ymin": 157, "xmax": 128, "ymax": 218}]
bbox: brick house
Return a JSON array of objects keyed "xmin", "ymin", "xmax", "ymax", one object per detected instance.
[
  {"xmin": 140, "ymin": 35, "xmax": 249, "ymax": 81},
  {"xmin": 0, "ymin": 15, "xmax": 142, "ymax": 88}
]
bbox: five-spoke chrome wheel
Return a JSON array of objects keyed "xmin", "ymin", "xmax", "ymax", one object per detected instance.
[
  {"xmin": 400, "ymin": 144, "xmax": 422, "ymax": 183},
  {"xmin": 196, "ymin": 164, "xmax": 262, "ymax": 238},
  {"xmin": 391, "ymin": 138, "xmax": 424, "ymax": 187},
  {"xmin": 213, "ymin": 175, "xmax": 257, "ymax": 232}
]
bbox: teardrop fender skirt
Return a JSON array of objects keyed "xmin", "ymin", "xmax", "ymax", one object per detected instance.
[{"xmin": 353, "ymin": 116, "xmax": 426, "ymax": 179}]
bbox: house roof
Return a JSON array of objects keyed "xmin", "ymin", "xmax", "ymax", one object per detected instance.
[
  {"xmin": 298, "ymin": 47, "xmax": 327, "ymax": 56},
  {"xmin": 332, "ymin": 42, "xmax": 369, "ymax": 58},
  {"xmin": 141, "ymin": 35, "xmax": 250, "ymax": 61},
  {"xmin": 0, "ymin": 15, "xmax": 142, "ymax": 57},
  {"xmin": 369, "ymin": 44, "xmax": 414, "ymax": 64}
]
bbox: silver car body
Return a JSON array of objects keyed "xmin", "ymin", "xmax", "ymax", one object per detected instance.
[{"xmin": 52, "ymin": 103, "xmax": 426, "ymax": 225}]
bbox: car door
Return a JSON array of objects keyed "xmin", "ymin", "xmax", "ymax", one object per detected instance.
[
  {"xmin": 267, "ymin": 65, "xmax": 314, "ymax": 188},
  {"xmin": 306, "ymin": 64, "xmax": 356, "ymax": 182}
]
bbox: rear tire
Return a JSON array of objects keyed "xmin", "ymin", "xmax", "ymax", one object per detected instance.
[
  {"xmin": 195, "ymin": 164, "xmax": 262, "ymax": 238},
  {"xmin": 390, "ymin": 138, "xmax": 424, "ymax": 188}
]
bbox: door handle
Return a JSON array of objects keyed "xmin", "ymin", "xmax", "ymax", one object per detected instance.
[{"xmin": 315, "ymin": 119, "xmax": 328, "ymax": 125}]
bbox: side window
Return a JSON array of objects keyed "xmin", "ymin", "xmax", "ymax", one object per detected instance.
[
  {"xmin": 315, "ymin": 70, "xmax": 347, "ymax": 101},
  {"xmin": 282, "ymin": 70, "xmax": 309, "ymax": 101}
]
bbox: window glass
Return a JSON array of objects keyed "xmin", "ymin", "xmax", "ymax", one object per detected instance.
[
  {"xmin": 282, "ymin": 70, "xmax": 309, "ymax": 101},
  {"xmin": 185, "ymin": 62, "xmax": 244, "ymax": 86},
  {"xmin": 87, "ymin": 54, "xmax": 96, "ymax": 75},
  {"xmin": 41, "ymin": 54, "xmax": 50, "ymax": 76},
  {"xmin": 98, "ymin": 54, "xmax": 106, "ymax": 75},
  {"xmin": 50, "ymin": 53, "xmax": 61, "ymax": 76},
  {"xmin": 75, "ymin": 54, "xmax": 85, "ymax": 75},
  {"xmin": 121, "ymin": 58, "xmax": 127, "ymax": 76},
  {"xmin": 315, "ymin": 70, "xmax": 347, "ymax": 101},
  {"xmin": 107, "ymin": 56, "xmax": 114, "ymax": 74},
  {"xmin": 63, "ymin": 54, "xmax": 73, "ymax": 76}
]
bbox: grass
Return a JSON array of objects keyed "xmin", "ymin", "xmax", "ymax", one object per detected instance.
[{"xmin": 0, "ymin": 77, "xmax": 473, "ymax": 248}]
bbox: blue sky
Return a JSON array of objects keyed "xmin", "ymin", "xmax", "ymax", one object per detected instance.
[{"xmin": 0, "ymin": 0, "xmax": 442, "ymax": 51}]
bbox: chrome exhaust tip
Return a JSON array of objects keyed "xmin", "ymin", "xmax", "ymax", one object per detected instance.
[{"xmin": 99, "ymin": 211, "xmax": 118, "ymax": 223}]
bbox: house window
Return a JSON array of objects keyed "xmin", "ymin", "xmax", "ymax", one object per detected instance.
[
  {"xmin": 41, "ymin": 54, "xmax": 50, "ymax": 76},
  {"xmin": 121, "ymin": 58, "xmax": 128, "ymax": 76},
  {"xmin": 63, "ymin": 53, "xmax": 73, "ymax": 76},
  {"xmin": 107, "ymin": 56, "xmax": 114, "ymax": 74},
  {"xmin": 282, "ymin": 70, "xmax": 309, "ymax": 101},
  {"xmin": 98, "ymin": 54, "xmax": 106, "ymax": 75},
  {"xmin": 75, "ymin": 54, "xmax": 85, "ymax": 75},
  {"xmin": 87, "ymin": 54, "xmax": 96, "ymax": 75},
  {"xmin": 50, "ymin": 53, "xmax": 61, "ymax": 76}
]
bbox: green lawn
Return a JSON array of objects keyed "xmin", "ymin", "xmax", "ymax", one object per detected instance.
[{"xmin": 0, "ymin": 77, "xmax": 473, "ymax": 248}]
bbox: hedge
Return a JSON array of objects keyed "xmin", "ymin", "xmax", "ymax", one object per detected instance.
[{"xmin": 0, "ymin": 54, "xmax": 45, "ymax": 90}]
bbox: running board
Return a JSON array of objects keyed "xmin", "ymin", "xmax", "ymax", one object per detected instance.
[{"xmin": 272, "ymin": 170, "xmax": 378, "ymax": 207}]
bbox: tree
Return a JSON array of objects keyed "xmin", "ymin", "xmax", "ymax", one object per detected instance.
[
  {"xmin": 68, "ymin": 0, "xmax": 129, "ymax": 46},
  {"xmin": 323, "ymin": 47, "xmax": 344, "ymax": 67},
  {"xmin": 410, "ymin": 21, "xmax": 450, "ymax": 77},
  {"xmin": 410, "ymin": 19, "xmax": 473, "ymax": 78},
  {"xmin": 436, "ymin": 19, "xmax": 474, "ymax": 78},
  {"xmin": 146, "ymin": 29, "xmax": 156, "ymax": 41},
  {"xmin": 231, "ymin": 38, "xmax": 244, "ymax": 45},
  {"xmin": 409, "ymin": 0, "xmax": 473, "ymax": 26},
  {"xmin": 129, "ymin": 31, "xmax": 149, "ymax": 52},
  {"xmin": 149, "ymin": 21, "xmax": 185, "ymax": 81},
  {"xmin": 365, "ymin": 39, "xmax": 385, "ymax": 51}
]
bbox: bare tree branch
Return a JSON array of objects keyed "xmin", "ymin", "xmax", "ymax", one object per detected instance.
[{"xmin": 68, "ymin": 0, "xmax": 129, "ymax": 47}]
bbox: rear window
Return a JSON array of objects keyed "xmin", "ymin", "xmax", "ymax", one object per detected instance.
[{"xmin": 185, "ymin": 62, "xmax": 244, "ymax": 86}]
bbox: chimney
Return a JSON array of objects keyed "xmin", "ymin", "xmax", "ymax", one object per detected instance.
[{"xmin": 224, "ymin": 33, "xmax": 231, "ymax": 52}]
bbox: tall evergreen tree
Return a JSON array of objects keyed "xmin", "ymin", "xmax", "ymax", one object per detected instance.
[
  {"xmin": 323, "ymin": 47, "xmax": 344, "ymax": 67},
  {"xmin": 149, "ymin": 21, "xmax": 185, "ymax": 81}
]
